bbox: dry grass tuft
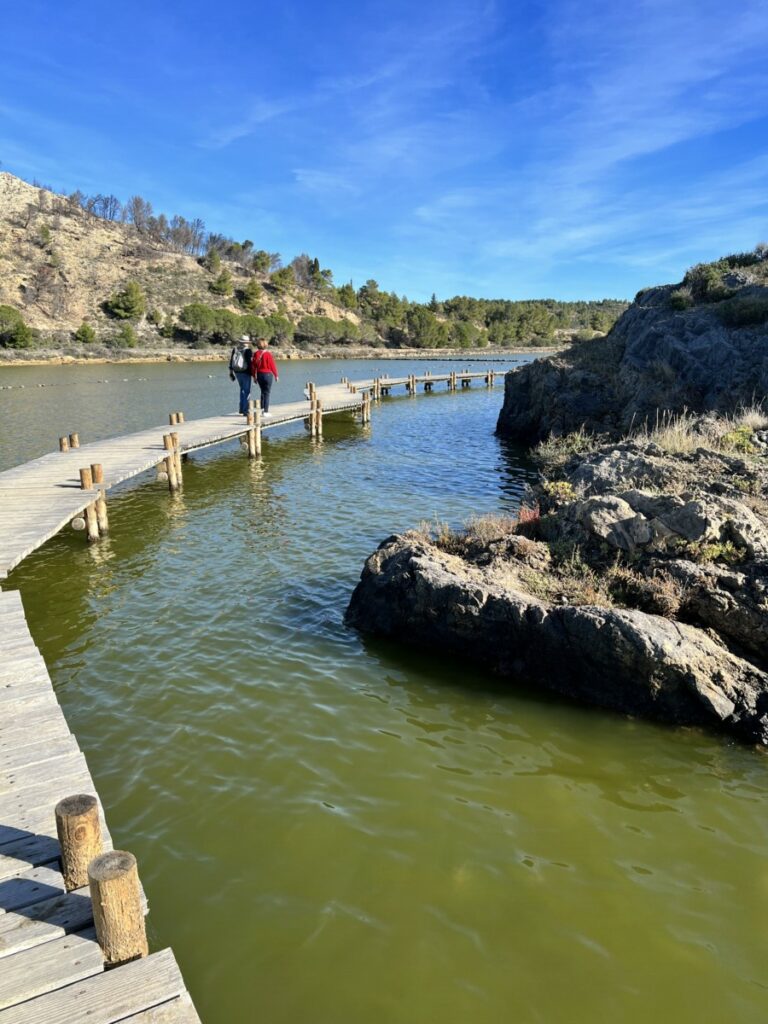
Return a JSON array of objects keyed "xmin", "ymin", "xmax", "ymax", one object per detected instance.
[{"xmin": 533, "ymin": 427, "xmax": 604, "ymax": 471}]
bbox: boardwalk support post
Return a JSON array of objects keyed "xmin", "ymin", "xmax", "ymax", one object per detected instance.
[
  {"xmin": 177, "ymin": 411, "xmax": 185, "ymax": 424},
  {"xmin": 69, "ymin": 433, "xmax": 80, "ymax": 449},
  {"xmin": 91, "ymin": 463, "xmax": 109, "ymax": 535},
  {"xmin": 88, "ymin": 850, "xmax": 149, "ymax": 967},
  {"xmin": 255, "ymin": 406, "xmax": 262, "ymax": 456},
  {"xmin": 310, "ymin": 399, "xmax": 318, "ymax": 437},
  {"xmin": 170, "ymin": 432, "xmax": 183, "ymax": 485},
  {"xmin": 79, "ymin": 467, "xmax": 100, "ymax": 543},
  {"xmin": 59, "ymin": 436, "xmax": 70, "ymax": 452},
  {"xmin": 169, "ymin": 412, "xmax": 179, "ymax": 426},
  {"xmin": 163, "ymin": 434, "xmax": 179, "ymax": 491},
  {"xmin": 246, "ymin": 400, "xmax": 257, "ymax": 458},
  {"xmin": 55, "ymin": 794, "xmax": 103, "ymax": 892},
  {"xmin": 316, "ymin": 398, "xmax": 323, "ymax": 437}
]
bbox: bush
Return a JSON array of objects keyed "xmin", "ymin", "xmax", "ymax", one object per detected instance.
[
  {"xmin": 717, "ymin": 297, "xmax": 768, "ymax": 327},
  {"xmin": 270, "ymin": 266, "xmax": 295, "ymax": 291},
  {"xmin": 0, "ymin": 306, "xmax": 34, "ymax": 348},
  {"xmin": 111, "ymin": 323, "xmax": 137, "ymax": 348},
  {"xmin": 264, "ymin": 313, "xmax": 294, "ymax": 345},
  {"xmin": 209, "ymin": 270, "xmax": 233, "ymax": 296},
  {"xmin": 668, "ymin": 288, "xmax": 693, "ymax": 311},
  {"xmin": 104, "ymin": 281, "xmax": 146, "ymax": 320},
  {"xmin": 147, "ymin": 308, "xmax": 163, "ymax": 326},
  {"xmin": 74, "ymin": 322, "xmax": 96, "ymax": 344},
  {"xmin": 683, "ymin": 261, "xmax": 733, "ymax": 303},
  {"xmin": 295, "ymin": 315, "xmax": 360, "ymax": 345}
]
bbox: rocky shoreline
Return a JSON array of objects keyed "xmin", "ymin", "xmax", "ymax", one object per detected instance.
[{"xmin": 347, "ymin": 421, "xmax": 768, "ymax": 746}]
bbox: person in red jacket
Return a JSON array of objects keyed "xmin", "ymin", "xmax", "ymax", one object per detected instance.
[{"xmin": 251, "ymin": 337, "xmax": 279, "ymax": 417}]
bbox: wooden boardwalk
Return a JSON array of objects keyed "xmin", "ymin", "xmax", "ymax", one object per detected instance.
[
  {"xmin": 0, "ymin": 366, "xmax": 499, "ymax": 1019},
  {"xmin": 0, "ymin": 589, "xmax": 200, "ymax": 1022}
]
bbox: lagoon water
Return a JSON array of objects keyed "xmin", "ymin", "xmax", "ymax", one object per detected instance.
[{"xmin": 2, "ymin": 358, "xmax": 767, "ymax": 1023}]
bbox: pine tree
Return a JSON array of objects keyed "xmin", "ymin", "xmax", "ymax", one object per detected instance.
[
  {"xmin": 209, "ymin": 269, "xmax": 233, "ymax": 296},
  {"xmin": 238, "ymin": 277, "xmax": 263, "ymax": 311},
  {"xmin": 104, "ymin": 281, "xmax": 146, "ymax": 320},
  {"xmin": 74, "ymin": 322, "xmax": 96, "ymax": 344}
]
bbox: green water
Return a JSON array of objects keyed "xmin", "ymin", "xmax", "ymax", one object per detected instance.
[{"xmin": 2, "ymin": 360, "xmax": 768, "ymax": 1023}]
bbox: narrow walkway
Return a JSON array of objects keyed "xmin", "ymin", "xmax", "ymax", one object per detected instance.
[
  {"xmin": 0, "ymin": 588, "xmax": 200, "ymax": 1021},
  {"xmin": 0, "ymin": 370, "xmax": 497, "ymax": 578},
  {"xmin": 0, "ymin": 365, "xmax": 499, "ymax": 1019}
]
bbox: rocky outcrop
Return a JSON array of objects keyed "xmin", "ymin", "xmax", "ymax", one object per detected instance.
[
  {"xmin": 347, "ymin": 435, "xmax": 768, "ymax": 746},
  {"xmin": 496, "ymin": 283, "xmax": 768, "ymax": 441},
  {"xmin": 346, "ymin": 533, "xmax": 768, "ymax": 744}
]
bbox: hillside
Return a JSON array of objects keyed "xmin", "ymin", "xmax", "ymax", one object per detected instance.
[{"xmin": 0, "ymin": 171, "xmax": 627, "ymax": 357}]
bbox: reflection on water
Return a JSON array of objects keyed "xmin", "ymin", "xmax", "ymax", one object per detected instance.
[{"xmin": 3, "ymin": 360, "xmax": 768, "ymax": 1023}]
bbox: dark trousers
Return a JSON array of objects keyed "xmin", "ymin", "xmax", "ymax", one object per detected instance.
[
  {"xmin": 234, "ymin": 371, "xmax": 251, "ymax": 414},
  {"xmin": 256, "ymin": 372, "xmax": 274, "ymax": 412}
]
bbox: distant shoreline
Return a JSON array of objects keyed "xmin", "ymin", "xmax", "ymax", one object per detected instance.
[{"xmin": 0, "ymin": 345, "xmax": 563, "ymax": 368}]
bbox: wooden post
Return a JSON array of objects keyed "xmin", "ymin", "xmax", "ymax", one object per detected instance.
[
  {"xmin": 169, "ymin": 412, "xmax": 179, "ymax": 426},
  {"xmin": 55, "ymin": 794, "xmax": 102, "ymax": 892},
  {"xmin": 95, "ymin": 489, "xmax": 109, "ymax": 534},
  {"xmin": 316, "ymin": 398, "xmax": 323, "ymax": 437},
  {"xmin": 254, "ymin": 406, "xmax": 262, "ymax": 456},
  {"xmin": 246, "ymin": 399, "xmax": 257, "ymax": 458},
  {"xmin": 79, "ymin": 467, "xmax": 100, "ymax": 542},
  {"xmin": 309, "ymin": 399, "xmax": 317, "ymax": 437},
  {"xmin": 69, "ymin": 432, "xmax": 80, "ymax": 449},
  {"xmin": 177, "ymin": 411, "xmax": 185, "ymax": 423},
  {"xmin": 59, "ymin": 436, "xmax": 69, "ymax": 452},
  {"xmin": 90, "ymin": 464, "xmax": 109, "ymax": 534},
  {"xmin": 170, "ymin": 432, "xmax": 183, "ymax": 485},
  {"xmin": 88, "ymin": 850, "xmax": 148, "ymax": 967},
  {"xmin": 163, "ymin": 434, "xmax": 179, "ymax": 491}
]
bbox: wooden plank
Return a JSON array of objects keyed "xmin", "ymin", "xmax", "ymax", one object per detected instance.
[
  {"xmin": 0, "ymin": 770, "xmax": 96, "ymax": 825},
  {"xmin": 0, "ymin": 752, "xmax": 88, "ymax": 797},
  {"xmin": 0, "ymin": 833, "xmax": 61, "ymax": 879},
  {"xmin": 0, "ymin": 735, "xmax": 78, "ymax": 773},
  {"xmin": 0, "ymin": 862, "xmax": 66, "ymax": 916},
  {"xmin": 0, "ymin": 718, "xmax": 73, "ymax": 758},
  {"xmin": 0, "ymin": 926, "xmax": 102, "ymax": 1010},
  {"xmin": 0, "ymin": 948, "xmax": 186, "ymax": 1024},
  {"xmin": 0, "ymin": 883, "xmax": 91, "ymax": 951},
  {"xmin": 120, "ymin": 994, "xmax": 201, "ymax": 1023},
  {"xmin": 0, "ymin": 680, "xmax": 54, "ymax": 707}
]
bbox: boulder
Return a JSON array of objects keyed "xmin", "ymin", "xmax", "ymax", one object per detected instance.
[{"xmin": 347, "ymin": 534, "xmax": 768, "ymax": 745}]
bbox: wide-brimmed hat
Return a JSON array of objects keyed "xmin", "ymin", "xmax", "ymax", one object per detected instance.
[{"xmin": 239, "ymin": 334, "xmax": 250, "ymax": 343}]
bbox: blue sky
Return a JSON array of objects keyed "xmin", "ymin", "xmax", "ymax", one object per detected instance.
[{"xmin": 2, "ymin": 0, "xmax": 768, "ymax": 301}]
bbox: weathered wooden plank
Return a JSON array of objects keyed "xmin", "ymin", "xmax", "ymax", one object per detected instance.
[
  {"xmin": 0, "ymin": 718, "xmax": 73, "ymax": 758},
  {"xmin": 0, "ymin": 926, "xmax": 102, "ymax": 1010},
  {"xmin": 0, "ymin": 833, "xmax": 61, "ymax": 879},
  {"xmin": 0, "ymin": 689, "xmax": 59, "ymax": 715},
  {"xmin": 0, "ymin": 948, "xmax": 186, "ymax": 1024},
  {"xmin": 0, "ymin": 734, "xmax": 78, "ymax": 773},
  {"xmin": 0, "ymin": 770, "xmax": 96, "ymax": 824},
  {"xmin": 0, "ymin": 883, "xmax": 92, "ymax": 954},
  {"xmin": 0, "ymin": 862, "xmax": 66, "ymax": 916},
  {"xmin": 120, "ymin": 994, "xmax": 201, "ymax": 1023},
  {"xmin": 0, "ymin": 680, "xmax": 53, "ymax": 706},
  {"xmin": 0, "ymin": 751, "xmax": 88, "ymax": 796}
]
